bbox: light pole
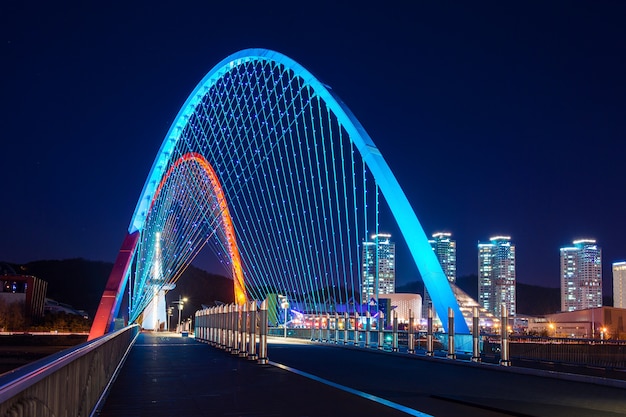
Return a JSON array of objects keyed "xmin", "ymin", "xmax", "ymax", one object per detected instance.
[
  {"xmin": 166, "ymin": 307, "xmax": 173, "ymax": 332},
  {"xmin": 173, "ymin": 295, "xmax": 188, "ymax": 333}
]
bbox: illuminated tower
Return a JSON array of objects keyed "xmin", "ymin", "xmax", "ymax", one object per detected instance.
[
  {"xmin": 423, "ymin": 232, "xmax": 456, "ymax": 319},
  {"xmin": 478, "ymin": 236, "xmax": 516, "ymax": 317},
  {"xmin": 142, "ymin": 232, "xmax": 175, "ymax": 330},
  {"xmin": 361, "ymin": 233, "xmax": 396, "ymax": 302},
  {"xmin": 613, "ymin": 261, "xmax": 626, "ymax": 308},
  {"xmin": 560, "ymin": 239, "xmax": 602, "ymax": 312}
]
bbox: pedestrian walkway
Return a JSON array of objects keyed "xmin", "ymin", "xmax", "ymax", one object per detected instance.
[
  {"xmin": 97, "ymin": 332, "xmax": 626, "ymax": 417},
  {"xmin": 96, "ymin": 332, "xmax": 428, "ymax": 417}
]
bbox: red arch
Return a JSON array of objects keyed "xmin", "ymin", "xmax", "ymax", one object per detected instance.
[{"xmin": 152, "ymin": 152, "xmax": 248, "ymax": 305}]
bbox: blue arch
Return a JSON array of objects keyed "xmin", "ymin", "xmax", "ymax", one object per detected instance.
[{"xmin": 129, "ymin": 49, "xmax": 468, "ymax": 333}]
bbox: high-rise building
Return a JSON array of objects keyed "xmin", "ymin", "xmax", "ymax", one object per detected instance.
[
  {"xmin": 560, "ymin": 239, "xmax": 602, "ymax": 312},
  {"xmin": 423, "ymin": 232, "xmax": 456, "ymax": 319},
  {"xmin": 429, "ymin": 232, "xmax": 457, "ymax": 283},
  {"xmin": 361, "ymin": 233, "xmax": 395, "ymax": 302},
  {"xmin": 614, "ymin": 262, "xmax": 626, "ymax": 309},
  {"xmin": 478, "ymin": 236, "xmax": 516, "ymax": 317}
]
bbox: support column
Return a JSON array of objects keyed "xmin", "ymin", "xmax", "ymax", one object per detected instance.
[
  {"xmin": 365, "ymin": 311, "xmax": 371, "ymax": 348},
  {"xmin": 426, "ymin": 304, "xmax": 434, "ymax": 357},
  {"xmin": 447, "ymin": 307, "xmax": 456, "ymax": 360},
  {"xmin": 258, "ymin": 299, "xmax": 268, "ymax": 365},
  {"xmin": 378, "ymin": 312, "xmax": 385, "ymax": 350},
  {"xmin": 408, "ymin": 309, "xmax": 415, "ymax": 354},
  {"xmin": 472, "ymin": 306, "xmax": 481, "ymax": 362},
  {"xmin": 500, "ymin": 304, "xmax": 511, "ymax": 366},
  {"xmin": 248, "ymin": 301, "xmax": 258, "ymax": 361},
  {"xmin": 392, "ymin": 310, "xmax": 398, "ymax": 352}
]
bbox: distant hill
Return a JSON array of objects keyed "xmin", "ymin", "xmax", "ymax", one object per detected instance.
[
  {"xmin": 8, "ymin": 260, "xmax": 605, "ymax": 319},
  {"xmin": 8, "ymin": 259, "xmax": 234, "ymax": 319},
  {"xmin": 397, "ymin": 274, "xmax": 562, "ymax": 316}
]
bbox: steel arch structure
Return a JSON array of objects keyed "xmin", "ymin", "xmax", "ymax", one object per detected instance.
[{"xmin": 89, "ymin": 49, "xmax": 468, "ymax": 340}]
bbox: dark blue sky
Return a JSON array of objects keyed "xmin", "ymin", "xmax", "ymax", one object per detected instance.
[{"xmin": 2, "ymin": 2, "xmax": 625, "ymax": 294}]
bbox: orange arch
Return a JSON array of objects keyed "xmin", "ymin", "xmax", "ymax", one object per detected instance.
[{"xmin": 152, "ymin": 152, "xmax": 247, "ymax": 305}]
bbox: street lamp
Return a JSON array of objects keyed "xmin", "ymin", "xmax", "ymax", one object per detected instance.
[
  {"xmin": 166, "ymin": 307, "xmax": 173, "ymax": 332},
  {"xmin": 172, "ymin": 295, "xmax": 188, "ymax": 333},
  {"xmin": 279, "ymin": 295, "xmax": 289, "ymax": 338},
  {"xmin": 600, "ymin": 327, "xmax": 607, "ymax": 340}
]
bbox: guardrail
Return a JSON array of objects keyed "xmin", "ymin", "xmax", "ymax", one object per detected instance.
[
  {"xmin": 195, "ymin": 300, "xmax": 269, "ymax": 364},
  {"xmin": 0, "ymin": 324, "xmax": 140, "ymax": 417}
]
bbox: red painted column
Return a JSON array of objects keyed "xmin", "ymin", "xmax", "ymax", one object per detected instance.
[{"xmin": 88, "ymin": 231, "xmax": 139, "ymax": 340}]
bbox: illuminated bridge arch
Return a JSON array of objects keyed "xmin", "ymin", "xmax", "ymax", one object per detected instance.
[{"xmin": 89, "ymin": 49, "xmax": 467, "ymax": 339}]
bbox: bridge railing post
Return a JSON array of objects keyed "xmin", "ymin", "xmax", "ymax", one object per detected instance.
[
  {"xmin": 248, "ymin": 300, "xmax": 258, "ymax": 361},
  {"xmin": 258, "ymin": 299, "xmax": 268, "ymax": 364},
  {"xmin": 365, "ymin": 311, "xmax": 371, "ymax": 348},
  {"xmin": 377, "ymin": 312, "xmax": 385, "ymax": 350},
  {"xmin": 311, "ymin": 315, "xmax": 316, "ymax": 341},
  {"xmin": 208, "ymin": 307, "xmax": 213, "ymax": 345},
  {"xmin": 212, "ymin": 306, "xmax": 217, "ymax": 346},
  {"xmin": 317, "ymin": 314, "xmax": 324, "ymax": 342},
  {"xmin": 334, "ymin": 313, "xmax": 339, "ymax": 344},
  {"xmin": 392, "ymin": 310, "xmax": 398, "ymax": 352},
  {"xmin": 354, "ymin": 312, "xmax": 360, "ymax": 346},
  {"xmin": 239, "ymin": 302, "xmax": 248, "ymax": 357},
  {"xmin": 500, "ymin": 304, "xmax": 511, "ymax": 366},
  {"xmin": 472, "ymin": 306, "xmax": 481, "ymax": 362},
  {"xmin": 426, "ymin": 304, "xmax": 434, "ymax": 357},
  {"xmin": 221, "ymin": 305, "xmax": 227, "ymax": 349},
  {"xmin": 447, "ymin": 307, "xmax": 456, "ymax": 360},
  {"xmin": 229, "ymin": 303, "xmax": 236, "ymax": 352},
  {"xmin": 325, "ymin": 313, "xmax": 330, "ymax": 342},
  {"xmin": 218, "ymin": 305, "xmax": 224, "ymax": 349},
  {"xmin": 408, "ymin": 309, "xmax": 415, "ymax": 354},
  {"xmin": 343, "ymin": 312, "xmax": 349, "ymax": 345},
  {"xmin": 232, "ymin": 304, "xmax": 240, "ymax": 355}
]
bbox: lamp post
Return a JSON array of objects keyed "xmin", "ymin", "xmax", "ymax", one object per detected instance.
[
  {"xmin": 173, "ymin": 295, "xmax": 188, "ymax": 333},
  {"xmin": 166, "ymin": 307, "xmax": 173, "ymax": 332}
]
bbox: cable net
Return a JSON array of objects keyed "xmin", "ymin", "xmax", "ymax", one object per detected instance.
[{"xmin": 129, "ymin": 57, "xmax": 378, "ymax": 321}]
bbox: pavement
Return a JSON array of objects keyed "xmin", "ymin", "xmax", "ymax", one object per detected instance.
[{"xmin": 96, "ymin": 332, "xmax": 626, "ymax": 417}]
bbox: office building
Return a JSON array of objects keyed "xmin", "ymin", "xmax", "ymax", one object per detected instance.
[
  {"xmin": 361, "ymin": 233, "xmax": 395, "ymax": 303},
  {"xmin": 612, "ymin": 261, "xmax": 626, "ymax": 309},
  {"xmin": 423, "ymin": 232, "xmax": 456, "ymax": 319},
  {"xmin": 478, "ymin": 236, "xmax": 516, "ymax": 317},
  {"xmin": 560, "ymin": 239, "xmax": 602, "ymax": 312}
]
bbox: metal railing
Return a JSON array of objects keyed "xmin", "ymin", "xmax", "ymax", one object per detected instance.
[
  {"xmin": 195, "ymin": 300, "xmax": 269, "ymax": 364},
  {"xmin": 0, "ymin": 324, "xmax": 139, "ymax": 417}
]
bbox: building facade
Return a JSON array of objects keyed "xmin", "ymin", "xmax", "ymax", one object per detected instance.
[
  {"xmin": 423, "ymin": 232, "xmax": 456, "ymax": 319},
  {"xmin": 478, "ymin": 236, "xmax": 516, "ymax": 317},
  {"xmin": 560, "ymin": 239, "xmax": 602, "ymax": 312},
  {"xmin": 361, "ymin": 233, "xmax": 395, "ymax": 303},
  {"xmin": 612, "ymin": 261, "xmax": 626, "ymax": 309}
]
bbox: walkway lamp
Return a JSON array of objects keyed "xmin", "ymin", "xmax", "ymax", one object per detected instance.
[
  {"xmin": 167, "ymin": 306, "xmax": 173, "ymax": 331},
  {"xmin": 173, "ymin": 295, "xmax": 188, "ymax": 332}
]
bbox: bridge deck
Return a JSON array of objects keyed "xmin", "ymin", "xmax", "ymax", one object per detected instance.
[
  {"xmin": 97, "ymin": 333, "xmax": 626, "ymax": 417},
  {"xmin": 97, "ymin": 332, "xmax": 416, "ymax": 417}
]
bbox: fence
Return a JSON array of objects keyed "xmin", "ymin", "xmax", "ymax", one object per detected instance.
[{"xmin": 0, "ymin": 324, "xmax": 139, "ymax": 417}]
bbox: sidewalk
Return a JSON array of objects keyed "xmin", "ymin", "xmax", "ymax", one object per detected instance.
[{"xmin": 96, "ymin": 332, "xmax": 427, "ymax": 417}]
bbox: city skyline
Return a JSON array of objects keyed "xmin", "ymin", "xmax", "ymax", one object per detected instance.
[{"xmin": 2, "ymin": 2, "xmax": 624, "ymax": 295}]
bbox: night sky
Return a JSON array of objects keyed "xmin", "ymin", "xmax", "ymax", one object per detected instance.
[{"xmin": 2, "ymin": 2, "xmax": 625, "ymax": 294}]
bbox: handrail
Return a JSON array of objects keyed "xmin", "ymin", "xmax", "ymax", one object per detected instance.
[{"xmin": 0, "ymin": 324, "xmax": 139, "ymax": 416}]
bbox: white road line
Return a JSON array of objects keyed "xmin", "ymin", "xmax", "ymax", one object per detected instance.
[{"xmin": 268, "ymin": 360, "xmax": 433, "ymax": 417}]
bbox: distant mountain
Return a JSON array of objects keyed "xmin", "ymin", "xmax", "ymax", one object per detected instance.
[
  {"xmin": 8, "ymin": 259, "xmax": 234, "ymax": 319},
  {"xmin": 9, "ymin": 260, "xmax": 599, "ymax": 318},
  {"xmin": 397, "ymin": 274, "xmax": 562, "ymax": 316}
]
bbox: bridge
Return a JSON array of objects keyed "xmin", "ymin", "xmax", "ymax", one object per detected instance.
[{"xmin": 1, "ymin": 49, "xmax": 625, "ymax": 416}]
